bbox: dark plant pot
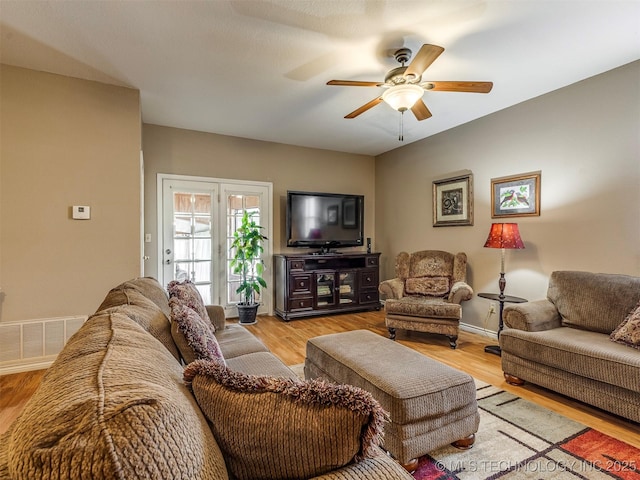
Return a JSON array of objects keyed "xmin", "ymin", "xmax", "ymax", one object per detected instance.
[{"xmin": 237, "ymin": 303, "xmax": 259, "ymax": 325}]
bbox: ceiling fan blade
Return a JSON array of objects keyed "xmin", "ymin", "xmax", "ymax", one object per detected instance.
[
  {"xmin": 327, "ymin": 80, "xmax": 384, "ymax": 87},
  {"xmin": 345, "ymin": 97, "xmax": 383, "ymax": 119},
  {"xmin": 405, "ymin": 44, "xmax": 444, "ymax": 79},
  {"xmin": 425, "ymin": 81, "xmax": 493, "ymax": 93},
  {"xmin": 411, "ymin": 99, "xmax": 432, "ymax": 121}
]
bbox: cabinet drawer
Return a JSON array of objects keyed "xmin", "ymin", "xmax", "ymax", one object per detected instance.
[
  {"xmin": 360, "ymin": 269, "xmax": 379, "ymax": 288},
  {"xmin": 288, "ymin": 297, "xmax": 313, "ymax": 311},
  {"xmin": 290, "ymin": 274, "xmax": 312, "ymax": 294},
  {"xmin": 290, "ymin": 260, "xmax": 305, "ymax": 271},
  {"xmin": 365, "ymin": 256, "xmax": 379, "ymax": 267},
  {"xmin": 359, "ymin": 291, "xmax": 379, "ymax": 304}
]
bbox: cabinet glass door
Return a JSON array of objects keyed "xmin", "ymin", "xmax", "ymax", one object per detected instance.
[
  {"xmin": 316, "ymin": 272, "xmax": 336, "ymax": 308},
  {"xmin": 338, "ymin": 271, "xmax": 357, "ymax": 305}
]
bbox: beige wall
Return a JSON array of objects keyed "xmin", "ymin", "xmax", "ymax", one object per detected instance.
[
  {"xmin": 0, "ymin": 66, "xmax": 141, "ymax": 322},
  {"xmin": 376, "ymin": 60, "xmax": 640, "ymax": 333},
  {"xmin": 141, "ymin": 124, "xmax": 376, "ymax": 281}
]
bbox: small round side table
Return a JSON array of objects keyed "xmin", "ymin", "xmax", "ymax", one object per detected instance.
[{"xmin": 477, "ymin": 292, "xmax": 527, "ymax": 356}]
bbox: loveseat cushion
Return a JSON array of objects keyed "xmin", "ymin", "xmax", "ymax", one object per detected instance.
[
  {"xmin": 500, "ymin": 326, "xmax": 640, "ymax": 392},
  {"xmin": 548, "ymin": 271, "xmax": 640, "ymax": 334},
  {"xmin": 184, "ymin": 360, "xmax": 387, "ymax": 480},
  {"xmin": 3, "ymin": 312, "xmax": 228, "ymax": 480}
]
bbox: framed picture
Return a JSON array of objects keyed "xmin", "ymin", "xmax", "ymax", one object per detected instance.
[
  {"xmin": 327, "ymin": 205, "xmax": 338, "ymax": 225},
  {"xmin": 432, "ymin": 173, "xmax": 474, "ymax": 227},
  {"xmin": 491, "ymin": 171, "xmax": 541, "ymax": 218}
]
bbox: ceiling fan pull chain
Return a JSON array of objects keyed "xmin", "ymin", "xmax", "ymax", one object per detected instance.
[{"xmin": 399, "ymin": 111, "xmax": 404, "ymax": 142}]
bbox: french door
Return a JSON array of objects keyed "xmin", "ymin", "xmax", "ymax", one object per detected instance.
[{"xmin": 158, "ymin": 174, "xmax": 272, "ymax": 317}]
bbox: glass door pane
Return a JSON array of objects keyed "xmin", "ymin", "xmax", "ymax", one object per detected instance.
[
  {"xmin": 338, "ymin": 271, "xmax": 356, "ymax": 305},
  {"xmin": 225, "ymin": 193, "xmax": 262, "ymax": 305},
  {"xmin": 316, "ymin": 272, "xmax": 336, "ymax": 308},
  {"xmin": 172, "ymin": 191, "xmax": 213, "ymax": 304}
]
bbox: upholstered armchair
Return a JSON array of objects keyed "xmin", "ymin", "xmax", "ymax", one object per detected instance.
[{"xmin": 379, "ymin": 250, "xmax": 473, "ymax": 348}]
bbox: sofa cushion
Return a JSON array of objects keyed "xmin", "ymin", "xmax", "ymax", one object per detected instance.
[
  {"xmin": 168, "ymin": 279, "xmax": 212, "ymax": 329},
  {"xmin": 184, "ymin": 360, "xmax": 387, "ymax": 480},
  {"xmin": 3, "ymin": 313, "xmax": 228, "ymax": 479},
  {"xmin": 385, "ymin": 296, "xmax": 462, "ymax": 319},
  {"xmin": 224, "ymin": 351, "xmax": 299, "ymax": 379},
  {"xmin": 405, "ymin": 276, "xmax": 449, "ymax": 296},
  {"xmin": 97, "ymin": 277, "xmax": 171, "ymax": 319},
  {"xmin": 97, "ymin": 287, "xmax": 180, "ymax": 361},
  {"xmin": 170, "ymin": 298, "xmax": 225, "ymax": 365},
  {"xmin": 610, "ymin": 303, "xmax": 640, "ymax": 350},
  {"xmin": 500, "ymin": 326, "xmax": 640, "ymax": 392},
  {"xmin": 102, "ymin": 302, "xmax": 181, "ymax": 361},
  {"xmin": 214, "ymin": 323, "xmax": 270, "ymax": 359},
  {"xmin": 548, "ymin": 271, "xmax": 640, "ymax": 334}
]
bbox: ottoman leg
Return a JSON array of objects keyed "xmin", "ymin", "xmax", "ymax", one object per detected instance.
[
  {"xmin": 448, "ymin": 335, "xmax": 458, "ymax": 349},
  {"xmin": 452, "ymin": 433, "xmax": 475, "ymax": 450},
  {"xmin": 401, "ymin": 458, "xmax": 419, "ymax": 473},
  {"xmin": 388, "ymin": 327, "xmax": 396, "ymax": 340}
]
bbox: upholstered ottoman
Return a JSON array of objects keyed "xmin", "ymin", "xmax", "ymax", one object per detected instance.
[{"xmin": 305, "ymin": 330, "xmax": 479, "ymax": 470}]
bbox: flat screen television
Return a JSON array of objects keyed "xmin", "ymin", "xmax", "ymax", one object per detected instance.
[{"xmin": 286, "ymin": 191, "xmax": 364, "ymax": 251}]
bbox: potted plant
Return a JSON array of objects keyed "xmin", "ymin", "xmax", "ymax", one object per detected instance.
[{"xmin": 230, "ymin": 211, "xmax": 267, "ymax": 325}]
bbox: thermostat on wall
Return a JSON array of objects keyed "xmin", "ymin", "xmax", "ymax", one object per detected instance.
[{"xmin": 72, "ymin": 205, "xmax": 91, "ymax": 220}]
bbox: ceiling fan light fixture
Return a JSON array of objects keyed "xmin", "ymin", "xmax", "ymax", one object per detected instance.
[{"xmin": 382, "ymin": 84, "xmax": 424, "ymax": 112}]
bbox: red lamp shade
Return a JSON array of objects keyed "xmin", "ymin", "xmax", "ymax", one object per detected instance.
[{"xmin": 484, "ymin": 223, "xmax": 525, "ymax": 250}]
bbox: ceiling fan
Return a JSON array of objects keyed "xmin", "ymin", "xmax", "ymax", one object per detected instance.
[{"xmin": 327, "ymin": 44, "xmax": 493, "ymax": 121}]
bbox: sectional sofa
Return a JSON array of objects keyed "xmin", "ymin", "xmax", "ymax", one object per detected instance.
[{"xmin": 0, "ymin": 277, "xmax": 412, "ymax": 480}]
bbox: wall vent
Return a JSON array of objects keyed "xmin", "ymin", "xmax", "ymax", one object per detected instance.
[{"xmin": 0, "ymin": 315, "xmax": 87, "ymax": 375}]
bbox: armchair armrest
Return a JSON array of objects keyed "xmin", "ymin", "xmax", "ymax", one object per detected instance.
[
  {"xmin": 448, "ymin": 281, "xmax": 473, "ymax": 304},
  {"xmin": 205, "ymin": 305, "xmax": 227, "ymax": 331},
  {"xmin": 378, "ymin": 278, "xmax": 405, "ymax": 300},
  {"xmin": 503, "ymin": 299, "xmax": 561, "ymax": 332}
]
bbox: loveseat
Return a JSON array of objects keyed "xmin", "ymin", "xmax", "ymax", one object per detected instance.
[
  {"xmin": 500, "ymin": 271, "xmax": 640, "ymax": 423},
  {"xmin": 0, "ymin": 277, "xmax": 412, "ymax": 479}
]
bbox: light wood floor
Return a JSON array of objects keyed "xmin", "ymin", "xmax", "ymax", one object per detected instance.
[{"xmin": 1, "ymin": 310, "xmax": 639, "ymax": 448}]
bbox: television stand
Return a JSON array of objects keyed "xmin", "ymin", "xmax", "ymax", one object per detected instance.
[{"xmin": 274, "ymin": 252, "xmax": 381, "ymax": 321}]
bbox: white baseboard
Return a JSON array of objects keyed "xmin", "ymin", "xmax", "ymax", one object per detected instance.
[
  {"xmin": 0, "ymin": 359, "xmax": 55, "ymax": 376},
  {"xmin": 459, "ymin": 321, "xmax": 498, "ymax": 340}
]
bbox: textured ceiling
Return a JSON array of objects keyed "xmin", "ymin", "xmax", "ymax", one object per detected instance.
[{"xmin": 1, "ymin": 1, "xmax": 639, "ymax": 156}]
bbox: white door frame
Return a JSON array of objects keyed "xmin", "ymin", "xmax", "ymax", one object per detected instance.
[{"xmin": 157, "ymin": 173, "xmax": 273, "ymax": 316}]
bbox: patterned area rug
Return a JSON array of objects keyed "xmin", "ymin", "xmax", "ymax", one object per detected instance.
[
  {"xmin": 290, "ymin": 364, "xmax": 639, "ymax": 480},
  {"xmin": 413, "ymin": 380, "xmax": 640, "ymax": 480}
]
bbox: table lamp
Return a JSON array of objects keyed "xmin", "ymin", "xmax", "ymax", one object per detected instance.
[{"xmin": 484, "ymin": 223, "xmax": 525, "ymax": 298}]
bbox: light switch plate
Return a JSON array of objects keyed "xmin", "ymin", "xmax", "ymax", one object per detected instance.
[{"xmin": 72, "ymin": 205, "xmax": 91, "ymax": 220}]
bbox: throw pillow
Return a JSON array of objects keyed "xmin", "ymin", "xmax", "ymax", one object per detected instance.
[
  {"xmin": 183, "ymin": 360, "xmax": 387, "ymax": 480},
  {"xmin": 167, "ymin": 279, "xmax": 212, "ymax": 330},
  {"xmin": 169, "ymin": 298, "xmax": 225, "ymax": 364},
  {"xmin": 405, "ymin": 276, "xmax": 450, "ymax": 296},
  {"xmin": 610, "ymin": 302, "xmax": 640, "ymax": 350}
]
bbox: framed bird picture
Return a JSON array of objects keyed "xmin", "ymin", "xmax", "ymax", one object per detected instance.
[{"xmin": 491, "ymin": 171, "xmax": 541, "ymax": 218}]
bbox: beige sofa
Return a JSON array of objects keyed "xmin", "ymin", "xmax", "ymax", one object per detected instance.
[
  {"xmin": 500, "ymin": 271, "xmax": 640, "ymax": 423},
  {"xmin": 0, "ymin": 277, "xmax": 412, "ymax": 480}
]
